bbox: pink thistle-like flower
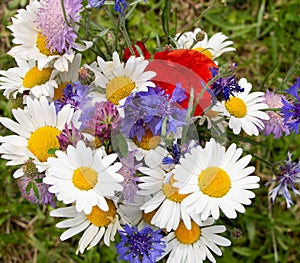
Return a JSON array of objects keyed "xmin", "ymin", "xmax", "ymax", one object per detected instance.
[{"xmin": 35, "ymin": 0, "xmax": 82, "ymax": 54}]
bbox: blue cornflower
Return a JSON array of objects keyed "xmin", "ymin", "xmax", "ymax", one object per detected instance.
[
  {"xmin": 281, "ymin": 78, "xmax": 300, "ymax": 133},
  {"xmin": 211, "ymin": 75, "xmax": 244, "ymax": 101},
  {"xmin": 116, "ymin": 224, "xmax": 166, "ymax": 263},
  {"xmin": 88, "ymin": 0, "xmax": 128, "ymax": 15},
  {"xmin": 141, "ymin": 84, "xmax": 187, "ymax": 136},
  {"xmin": 267, "ymin": 152, "xmax": 300, "ymax": 208},
  {"xmin": 88, "ymin": 0, "xmax": 105, "ymax": 8},
  {"xmin": 54, "ymin": 82, "xmax": 91, "ymax": 112}
]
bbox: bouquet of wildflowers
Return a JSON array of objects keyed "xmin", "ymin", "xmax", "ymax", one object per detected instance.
[{"xmin": 0, "ymin": 0, "xmax": 300, "ymax": 262}]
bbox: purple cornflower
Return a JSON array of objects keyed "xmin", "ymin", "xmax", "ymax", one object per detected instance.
[
  {"xmin": 267, "ymin": 152, "xmax": 300, "ymax": 208},
  {"xmin": 121, "ymin": 86, "xmax": 165, "ymax": 142},
  {"xmin": 84, "ymin": 100, "xmax": 121, "ymax": 144},
  {"xmin": 18, "ymin": 159, "xmax": 56, "ymax": 207},
  {"xmin": 281, "ymin": 78, "xmax": 300, "ymax": 133},
  {"xmin": 262, "ymin": 90, "xmax": 290, "ymax": 138},
  {"xmin": 35, "ymin": 0, "xmax": 82, "ymax": 53},
  {"xmin": 211, "ymin": 75, "xmax": 244, "ymax": 101},
  {"xmin": 88, "ymin": 0, "xmax": 105, "ymax": 8},
  {"xmin": 141, "ymin": 84, "xmax": 187, "ymax": 136},
  {"xmin": 54, "ymin": 82, "xmax": 91, "ymax": 112},
  {"xmin": 116, "ymin": 224, "xmax": 166, "ymax": 263},
  {"xmin": 57, "ymin": 122, "xmax": 85, "ymax": 151},
  {"xmin": 122, "ymin": 85, "xmax": 186, "ymax": 140},
  {"xmin": 118, "ymin": 150, "xmax": 142, "ymax": 203}
]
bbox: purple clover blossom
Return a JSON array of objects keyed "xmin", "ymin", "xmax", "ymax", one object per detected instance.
[
  {"xmin": 84, "ymin": 100, "xmax": 121, "ymax": 144},
  {"xmin": 54, "ymin": 82, "xmax": 91, "ymax": 112},
  {"xmin": 116, "ymin": 224, "xmax": 166, "ymax": 263},
  {"xmin": 35, "ymin": 0, "xmax": 82, "ymax": 54},
  {"xmin": 18, "ymin": 173, "xmax": 56, "ymax": 208},
  {"xmin": 262, "ymin": 90, "xmax": 290, "ymax": 138},
  {"xmin": 118, "ymin": 150, "xmax": 142, "ymax": 203},
  {"xmin": 281, "ymin": 78, "xmax": 300, "ymax": 133},
  {"xmin": 211, "ymin": 75, "xmax": 244, "ymax": 101},
  {"xmin": 267, "ymin": 152, "xmax": 300, "ymax": 208},
  {"xmin": 57, "ymin": 122, "xmax": 85, "ymax": 151}
]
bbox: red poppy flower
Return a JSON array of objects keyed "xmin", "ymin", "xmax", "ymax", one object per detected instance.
[
  {"xmin": 146, "ymin": 49, "xmax": 217, "ymax": 116},
  {"xmin": 122, "ymin": 41, "xmax": 151, "ymax": 62}
]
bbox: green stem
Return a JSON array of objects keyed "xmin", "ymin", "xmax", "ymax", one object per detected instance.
[{"xmin": 120, "ymin": 16, "xmax": 135, "ymax": 56}]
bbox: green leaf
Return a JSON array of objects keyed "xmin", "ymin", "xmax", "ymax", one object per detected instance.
[
  {"xmin": 48, "ymin": 148, "xmax": 58, "ymax": 155},
  {"xmin": 246, "ymin": 220, "xmax": 256, "ymax": 243},
  {"xmin": 32, "ymin": 183, "xmax": 40, "ymax": 200},
  {"xmin": 25, "ymin": 181, "xmax": 33, "ymax": 194}
]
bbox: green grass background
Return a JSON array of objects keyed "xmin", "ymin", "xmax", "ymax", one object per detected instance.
[{"xmin": 0, "ymin": 0, "xmax": 300, "ymax": 262}]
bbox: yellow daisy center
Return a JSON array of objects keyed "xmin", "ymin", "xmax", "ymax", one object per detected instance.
[
  {"xmin": 53, "ymin": 82, "xmax": 71, "ymax": 100},
  {"xmin": 27, "ymin": 126, "xmax": 61, "ymax": 162},
  {"xmin": 72, "ymin": 167, "xmax": 98, "ymax": 191},
  {"xmin": 106, "ymin": 76, "xmax": 135, "ymax": 105},
  {"xmin": 175, "ymin": 221, "xmax": 201, "ymax": 245},
  {"xmin": 142, "ymin": 209, "xmax": 158, "ymax": 225},
  {"xmin": 86, "ymin": 199, "xmax": 117, "ymax": 227},
  {"xmin": 225, "ymin": 97, "xmax": 247, "ymax": 118},
  {"xmin": 133, "ymin": 129, "xmax": 160, "ymax": 150},
  {"xmin": 193, "ymin": 47, "xmax": 213, "ymax": 60},
  {"xmin": 162, "ymin": 174, "xmax": 190, "ymax": 202},
  {"xmin": 36, "ymin": 33, "xmax": 60, "ymax": 56},
  {"xmin": 198, "ymin": 166, "xmax": 231, "ymax": 198},
  {"xmin": 23, "ymin": 67, "xmax": 53, "ymax": 89}
]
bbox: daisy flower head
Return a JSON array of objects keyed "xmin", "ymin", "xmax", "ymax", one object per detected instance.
[
  {"xmin": 0, "ymin": 59, "xmax": 57, "ymax": 99},
  {"xmin": 267, "ymin": 152, "xmax": 300, "ymax": 208},
  {"xmin": 7, "ymin": 0, "xmax": 90, "ymax": 72},
  {"xmin": 281, "ymin": 77, "xmax": 300, "ymax": 133},
  {"xmin": 116, "ymin": 224, "xmax": 166, "ymax": 263},
  {"xmin": 52, "ymin": 53, "xmax": 82, "ymax": 101},
  {"xmin": 214, "ymin": 77, "xmax": 269, "ymax": 136},
  {"xmin": 126, "ymin": 135, "xmax": 167, "ymax": 169},
  {"xmin": 161, "ymin": 217, "xmax": 231, "ymax": 263},
  {"xmin": 0, "ymin": 96, "xmax": 81, "ymax": 178},
  {"xmin": 87, "ymin": 51, "xmax": 156, "ymax": 106},
  {"xmin": 263, "ymin": 89, "xmax": 290, "ymax": 138},
  {"xmin": 44, "ymin": 140, "xmax": 124, "ymax": 214},
  {"xmin": 175, "ymin": 28, "xmax": 236, "ymax": 60},
  {"xmin": 138, "ymin": 166, "xmax": 202, "ymax": 232},
  {"xmin": 173, "ymin": 138, "xmax": 260, "ymax": 220},
  {"xmin": 50, "ymin": 199, "xmax": 121, "ymax": 254}
]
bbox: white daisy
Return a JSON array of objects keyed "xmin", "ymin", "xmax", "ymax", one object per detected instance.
[
  {"xmin": 214, "ymin": 78, "xmax": 269, "ymax": 136},
  {"xmin": 175, "ymin": 28, "xmax": 236, "ymax": 60},
  {"xmin": 0, "ymin": 59, "xmax": 57, "ymax": 99},
  {"xmin": 86, "ymin": 51, "xmax": 156, "ymax": 106},
  {"xmin": 160, "ymin": 218, "xmax": 231, "ymax": 263},
  {"xmin": 44, "ymin": 141, "xmax": 123, "ymax": 214},
  {"xmin": 174, "ymin": 138, "xmax": 260, "ymax": 220},
  {"xmin": 7, "ymin": 0, "xmax": 91, "ymax": 72},
  {"xmin": 197, "ymin": 108, "xmax": 227, "ymax": 134},
  {"xmin": 51, "ymin": 53, "xmax": 82, "ymax": 101},
  {"xmin": 118, "ymin": 195, "xmax": 158, "ymax": 230},
  {"xmin": 127, "ymin": 137, "xmax": 167, "ymax": 168},
  {"xmin": 0, "ymin": 96, "xmax": 81, "ymax": 178},
  {"xmin": 138, "ymin": 166, "xmax": 201, "ymax": 232},
  {"xmin": 50, "ymin": 198, "xmax": 121, "ymax": 254}
]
